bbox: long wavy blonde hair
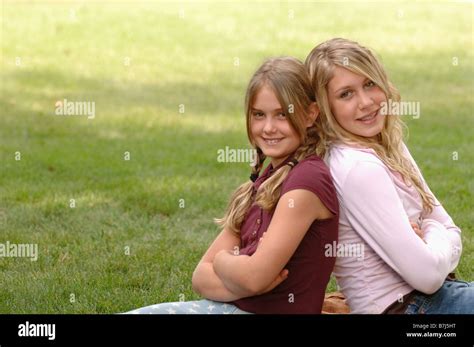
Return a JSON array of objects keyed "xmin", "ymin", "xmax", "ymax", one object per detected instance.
[
  {"xmin": 305, "ymin": 38, "xmax": 434, "ymax": 212},
  {"xmin": 215, "ymin": 57, "xmax": 323, "ymax": 233}
]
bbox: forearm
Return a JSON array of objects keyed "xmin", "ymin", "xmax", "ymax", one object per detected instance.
[
  {"xmin": 213, "ymin": 251, "xmax": 258, "ymax": 296},
  {"xmin": 422, "ymin": 219, "xmax": 462, "ymax": 273},
  {"xmin": 192, "ymin": 262, "xmax": 246, "ymax": 302}
]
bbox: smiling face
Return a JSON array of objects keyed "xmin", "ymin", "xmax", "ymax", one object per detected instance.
[
  {"xmin": 327, "ymin": 66, "xmax": 387, "ymax": 139},
  {"xmin": 250, "ymin": 85, "xmax": 303, "ymax": 167}
]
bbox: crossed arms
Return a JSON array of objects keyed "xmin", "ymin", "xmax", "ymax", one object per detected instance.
[{"xmin": 192, "ymin": 189, "xmax": 332, "ymax": 302}]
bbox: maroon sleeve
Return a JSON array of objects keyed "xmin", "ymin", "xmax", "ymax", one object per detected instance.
[{"xmin": 280, "ymin": 156, "xmax": 339, "ymax": 216}]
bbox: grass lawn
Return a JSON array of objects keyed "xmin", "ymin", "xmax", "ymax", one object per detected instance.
[{"xmin": 0, "ymin": 0, "xmax": 472, "ymax": 313}]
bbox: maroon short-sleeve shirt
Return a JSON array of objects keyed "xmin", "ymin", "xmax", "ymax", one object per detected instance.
[{"xmin": 233, "ymin": 155, "xmax": 339, "ymax": 313}]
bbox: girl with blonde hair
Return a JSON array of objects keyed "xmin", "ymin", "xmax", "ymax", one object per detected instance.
[{"xmin": 305, "ymin": 38, "xmax": 472, "ymax": 314}]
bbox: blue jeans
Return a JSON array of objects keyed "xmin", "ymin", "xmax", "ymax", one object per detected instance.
[
  {"xmin": 405, "ymin": 280, "xmax": 474, "ymax": 314},
  {"xmin": 124, "ymin": 299, "xmax": 252, "ymax": 314}
]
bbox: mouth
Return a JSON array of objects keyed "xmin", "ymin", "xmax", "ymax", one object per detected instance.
[
  {"xmin": 262, "ymin": 137, "xmax": 284, "ymax": 145},
  {"xmin": 356, "ymin": 109, "xmax": 379, "ymax": 124}
]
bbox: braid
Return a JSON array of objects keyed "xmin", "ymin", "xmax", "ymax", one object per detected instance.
[
  {"xmin": 294, "ymin": 124, "xmax": 321, "ymax": 161},
  {"xmin": 215, "ymin": 147, "xmax": 268, "ymax": 233},
  {"xmin": 250, "ymin": 147, "xmax": 267, "ymax": 182}
]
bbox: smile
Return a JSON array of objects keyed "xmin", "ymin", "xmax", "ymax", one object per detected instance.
[
  {"xmin": 263, "ymin": 138, "xmax": 283, "ymax": 145},
  {"xmin": 357, "ymin": 109, "xmax": 379, "ymax": 124}
]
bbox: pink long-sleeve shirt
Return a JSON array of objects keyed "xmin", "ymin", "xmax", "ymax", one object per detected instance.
[{"xmin": 325, "ymin": 143, "xmax": 462, "ymax": 313}]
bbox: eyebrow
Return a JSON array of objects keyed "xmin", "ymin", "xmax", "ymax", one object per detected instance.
[
  {"xmin": 333, "ymin": 78, "xmax": 371, "ymax": 94},
  {"xmin": 334, "ymin": 85, "xmax": 352, "ymax": 94},
  {"xmin": 251, "ymin": 108, "xmax": 284, "ymax": 112}
]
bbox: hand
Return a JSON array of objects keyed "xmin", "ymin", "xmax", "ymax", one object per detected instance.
[
  {"xmin": 410, "ymin": 220, "xmax": 426, "ymax": 243},
  {"xmin": 257, "ymin": 232, "xmax": 267, "ymax": 250}
]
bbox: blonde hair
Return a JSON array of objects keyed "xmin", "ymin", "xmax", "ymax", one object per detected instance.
[
  {"xmin": 305, "ymin": 38, "xmax": 434, "ymax": 212},
  {"xmin": 215, "ymin": 57, "xmax": 322, "ymax": 233}
]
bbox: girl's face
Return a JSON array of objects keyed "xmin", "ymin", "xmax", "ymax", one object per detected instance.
[
  {"xmin": 250, "ymin": 85, "xmax": 303, "ymax": 168},
  {"xmin": 327, "ymin": 66, "xmax": 386, "ymax": 138}
]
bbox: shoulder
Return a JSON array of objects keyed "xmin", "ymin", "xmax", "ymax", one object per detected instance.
[
  {"xmin": 281, "ymin": 155, "xmax": 338, "ymax": 214},
  {"xmin": 284, "ymin": 155, "xmax": 332, "ymax": 186},
  {"xmin": 325, "ymin": 144, "xmax": 390, "ymax": 185},
  {"xmin": 326, "ymin": 144, "xmax": 384, "ymax": 169},
  {"xmin": 326, "ymin": 145, "xmax": 401, "ymax": 202}
]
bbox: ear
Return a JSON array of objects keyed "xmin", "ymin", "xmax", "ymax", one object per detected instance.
[{"xmin": 305, "ymin": 102, "xmax": 319, "ymax": 127}]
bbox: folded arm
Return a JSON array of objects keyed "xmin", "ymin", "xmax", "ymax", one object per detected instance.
[
  {"xmin": 404, "ymin": 145, "xmax": 462, "ymax": 271},
  {"xmin": 192, "ymin": 228, "xmax": 247, "ymax": 301},
  {"xmin": 213, "ymin": 189, "xmax": 333, "ymax": 295},
  {"xmin": 192, "ymin": 261, "xmax": 245, "ymax": 302},
  {"xmin": 343, "ymin": 160, "xmax": 461, "ymax": 294}
]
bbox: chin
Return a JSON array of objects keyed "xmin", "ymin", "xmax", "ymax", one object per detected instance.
[
  {"xmin": 358, "ymin": 125, "xmax": 384, "ymax": 138},
  {"xmin": 361, "ymin": 131, "xmax": 381, "ymax": 138},
  {"xmin": 260, "ymin": 149, "xmax": 281, "ymax": 157}
]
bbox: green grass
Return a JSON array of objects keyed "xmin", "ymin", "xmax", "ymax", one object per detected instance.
[{"xmin": 0, "ymin": 0, "xmax": 472, "ymax": 313}]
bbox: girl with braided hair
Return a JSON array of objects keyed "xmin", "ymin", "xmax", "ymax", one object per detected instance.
[{"xmin": 126, "ymin": 57, "xmax": 339, "ymax": 314}]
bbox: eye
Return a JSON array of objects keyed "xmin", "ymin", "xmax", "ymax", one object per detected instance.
[
  {"xmin": 340, "ymin": 90, "xmax": 353, "ymax": 99},
  {"xmin": 252, "ymin": 111, "xmax": 264, "ymax": 118},
  {"xmin": 365, "ymin": 80, "xmax": 376, "ymax": 88},
  {"xmin": 277, "ymin": 112, "xmax": 287, "ymax": 118}
]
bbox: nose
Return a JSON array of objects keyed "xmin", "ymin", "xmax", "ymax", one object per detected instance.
[
  {"xmin": 358, "ymin": 91, "xmax": 374, "ymax": 110},
  {"xmin": 263, "ymin": 116, "xmax": 276, "ymax": 133}
]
